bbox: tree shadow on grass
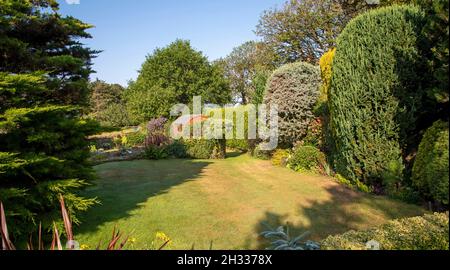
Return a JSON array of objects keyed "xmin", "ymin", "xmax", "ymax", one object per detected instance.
[
  {"xmin": 226, "ymin": 150, "xmax": 246, "ymax": 158},
  {"xmin": 75, "ymin": 159, "xmax": 212, "ymax": 235},
  {"xmin": 247, "ymin": 185, "xmax": 426, "ymax": 250}
]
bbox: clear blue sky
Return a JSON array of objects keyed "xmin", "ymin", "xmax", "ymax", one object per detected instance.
[{"xmin": 57, "ymin": 0, "xmax": 285, "ymax": 86}]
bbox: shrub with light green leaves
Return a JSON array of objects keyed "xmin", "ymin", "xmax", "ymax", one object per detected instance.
[
  {"xmin": 184, "ymin": 139, "xmax": 217, "ymax": 159},
  {"xmin": 321, "ymin": 213, "xmax": 449, "ymax": 250},
  {"xmin": 412, "ymin": 120, "xmax": 449, "ymax": 205},
  {"xmin": 288, "ymin": 146, "xmax": 326, "ymax": 173},
  {"xmin": 271, "ymin": 149, "xmax": 290, "ymax": 167},
  {"xmin": 125, "ymin": 131, "xmax": 147, "ymax": 148},
  {"xmin": 316, "ymin": 48, "xmax": 335, "ymax": 115},
  {"xmin": 334, "ymin": 174, "xmax": 372, "ymax": 194}
]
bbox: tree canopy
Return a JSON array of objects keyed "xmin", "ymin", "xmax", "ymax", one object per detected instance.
[
  {"xmin": 89, "ymin": 80, "xmax": 131, "ymax": 127},
  {"xmin": 256, "ymin": 0, "xmax": 413, "ymax": 64},
  {"xmin": 125, "ymin": 40, "xmax": 230, "ymax": 123},
  {"xmin": 217, "ymin": 41, "xmax": 276, "ymax": 104},
  {"xmin": 0, "ymin": 0, "xmax": 99, "ymax": 107}
]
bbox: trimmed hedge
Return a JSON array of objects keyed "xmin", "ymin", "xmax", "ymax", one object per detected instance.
[
  {"xmin": 264, "ymin": 62, "xmax": 321, "ymax": 147},
  {"xmin": 329, "ymin": 5, "xmax": 426, "ymax": 187},
  {"xmin": 412, "ymin": 120, "xmax": 449, "ymax": 205},
  {"xmin": 143, "ymin": 139, "xmax": 225, "ymax": 160},
  {"xmin": 184, "ymin": 139, "xmax": 226, "ymax": 160},
  {"xmin": 321, "ymin": 213, "xmax": 449, "ymax": 250}
]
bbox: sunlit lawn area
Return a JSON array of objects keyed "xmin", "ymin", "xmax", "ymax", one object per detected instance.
[{"xmin": 76, "ymin": 153, "xmax": 426, "ymax": 250}]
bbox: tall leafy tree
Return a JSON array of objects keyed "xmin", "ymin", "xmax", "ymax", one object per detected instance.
[
  {"xmin": 256, "ymin": 0, "xmax": 412, "ymax": 64},
  {"xmin": 125, "ymin": 40, "xmax": 230, "ymax": 123},
  {"xmin": 89, "ymin": 80, "xmax": 130, "ymax": 127},
  {"xmin": 218, "ymin": 41, "xmax": 276, "ymax": 104},
  {"xmin": 0, "ymin": 0, "xmax": 99, "ymax": 240}
]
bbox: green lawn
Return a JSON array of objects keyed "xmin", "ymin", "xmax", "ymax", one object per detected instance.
[{"xmin": 75, "ymin": 153, "xmax": 426, "ymax": 250}]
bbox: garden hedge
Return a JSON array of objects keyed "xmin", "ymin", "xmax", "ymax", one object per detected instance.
[
  {"xmin": 264, "ymin": 62, "xmax": 321, "ymax": 147},
  {"xmin": 412, "ymin": 120, "xmax": 449, "ymax": 205},
  {"xmin": 321, "ymin": 213, "xmax": 449, "ymax": 250},
  {"xmin": 329, "ymin": 5, "xmax": 426, "ymax": 187}
]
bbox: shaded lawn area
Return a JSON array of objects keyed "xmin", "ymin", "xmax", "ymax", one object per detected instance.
[{"xmin": 75, "ymin": 153, "xmax": 426, "ymax": 250}]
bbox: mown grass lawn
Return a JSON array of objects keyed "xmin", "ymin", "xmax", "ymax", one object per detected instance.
[{"xmin": 75, "ymin": 153, "xmax": 426, "ymax": 250}]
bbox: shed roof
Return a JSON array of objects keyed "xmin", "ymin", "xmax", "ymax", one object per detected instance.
[{"xmin": 173, "ymin": 114, "xmax": 208, "ymax": 125}]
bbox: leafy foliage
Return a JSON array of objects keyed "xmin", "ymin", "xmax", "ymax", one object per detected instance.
[
  {"xmin": 251, "ymin": 69, "xmax": 271, "ymax": 105},
  {"xmin": 255, "ymin": 0, "xmax": 404, "ymax": 64},
  {"xmin": 217, "ymin": 41, "xmax": 276, "ymax": 104},
  {"xmin": 166, "ymin": 140, "xmax": 188, "ymax": 159},
  {"xmin": 316, "ymin": 48, "xmax": 335, "ymax": 115},
  {"xmin": 288, "ymin": 146, "xmax": 326, "ymax": 174},
  {"xmin": 412, "ymin": 120, "xmax": 449, "ymax": 205},
  {"xmin": 125, "ymin": 40, "xmax": 230, "ymax": 123},
  {"xmin": 261, "ymin": 225, "xmax": 320, "ymax": 250},
  {"xmin": 321, "ymin": 213, "xmax": 449, "ymax": 250},
  {"xmin": 334, "ymin": 174, "xmax": 373, "ymax": 194},
  {"xmin": 144, "ymin": 145, "xmax": 169, "ymax": 160},
  {"xmin": 89, "ymin": 80, "xmax": 130, "ymax": 128},
  {"xmin": 264, "ymin": 62, "xmax": 321, "ymax": 147},
  {"xmin": 271, "ymin": 149, "xmax": 290, "ymax": 167},
  {"xmin": 300, "ymin": 117, "xmax": 325, "ymax": 149},
  {"xmin": 256, "ymin": 0, "xmax": 348, "ymax": 64},
  {"xmin": 329, "ymin": 5, "xmax": 426, "ymax": 188},
  {"xmin": 184, "ymin": 139, "xmax": 217, "ymax": 160},
  {"xmin": 124, "ymin": 131, "xmax": 147, "ymax": 148}
]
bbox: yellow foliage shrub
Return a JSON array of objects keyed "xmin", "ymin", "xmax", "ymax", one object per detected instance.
[{"xmin": 318, "ymin": 48, "xmax": 336, "ymax": 104}]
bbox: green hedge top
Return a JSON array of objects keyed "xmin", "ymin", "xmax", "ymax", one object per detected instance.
[
  {"xmin": 412, "ymin": 120, "xmax": 449, "ymax": 204},
  {"xmin": 329, "ymin": 5, "xmax": 426, "ymax": 186},
  {"xmin": 321, "ymin": 213, "xmax": 449, "ymax": 250}
]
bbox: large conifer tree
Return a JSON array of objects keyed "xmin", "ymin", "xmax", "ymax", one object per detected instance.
[{"xmin": 0, "ymin": 0, "xmax": 99, "ymax": 239}]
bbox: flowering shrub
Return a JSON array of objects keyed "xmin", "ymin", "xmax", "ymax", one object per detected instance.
[
  {"xmin": 145, "ymin": 117, "xmax": 169, "ymax": 146},
  {"xmin": 147, "ymin": 117, "xmax": 168, "ymax": 133}
]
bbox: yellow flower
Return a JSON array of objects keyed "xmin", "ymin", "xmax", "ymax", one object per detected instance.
[
  {"xmin": 80, "ymin": 244, "xmax": 90, "ymax": 250},
  {"xmin": 128, "ymin": 237, "xmax": 137, "ymax": 244},
  {"xmin": 155, "ymin": 232, "xmax": 171, "ymax": 243},
  {"xmin": 121, "ymin": 136, "xmax": 128, "ymax": 145}
]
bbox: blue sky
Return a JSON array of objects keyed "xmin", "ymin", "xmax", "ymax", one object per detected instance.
[{"xmin": 57, "ymin": 0, "xmax": 285, "ymax": 86}]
